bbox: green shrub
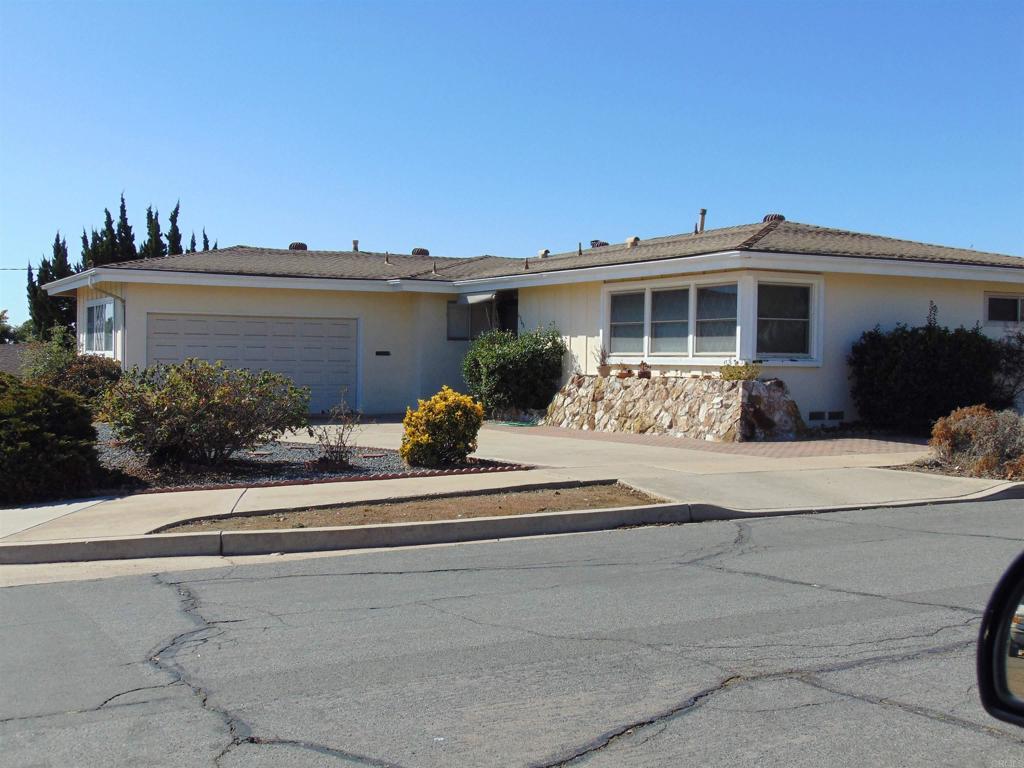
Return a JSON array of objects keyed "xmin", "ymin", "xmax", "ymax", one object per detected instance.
[
  {"xmin": 0, "ymin": 372, "xmax": 100, "ymax": 504},
  {"xmin": 102, "ymin": 359, "xmax": 310, "ymax": 466},
  {"xmin": 929, "ymin": 405, "xmax": 1024, "ymax": 478},
  {"xmin": 719, "ymin": 360, "xmax": 762, "ymax": 381},
  {"xmin": 400, "ymin": 386, "xmax": 484, "ymax": 467},
  {"xmin": 461, "ymin": 327, "xmax": 568, "ymax": 414},
  {"xmin": 20, "ymin": 325, "xmax": 76, "ymax": 382},
  {"xmin": 847, "ymin": 308, "xmax": 1002, "ymax": 435},
  {"xmin": 28, "ymin": 353, "xmax": 122, "ymax": 409}
]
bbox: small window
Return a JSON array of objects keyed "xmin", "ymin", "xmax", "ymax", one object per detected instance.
[
  {"xmin": 757, "ymin": 283, "xmax": 811, "ymax": 356},
  {"xmin": 650, "ymin": 288, "xmax": 689, "ymax": 354},
  {"xmin": 447, "ymin": 301, "xmax": 495, "ymax": 340},
  {"xmin": 988, "ymin": 296, "xmax": 1022, "ymax": 323},
  {"xmin": 85, "ymin": 301, "xmax": 114, "ymax": 353},
  {"xmin": 608, "ymin": 292, "xmax": 644, "ymax": 354},
  {"xmin": 695, "ymin": 284, "xmax": 737, "ymax": 354}
]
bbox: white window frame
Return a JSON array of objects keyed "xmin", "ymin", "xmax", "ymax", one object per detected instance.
[
  {"xmin": 599, "ymin": 271, "xmax": 824, "ymax": 367},
  {"xmin": 84, "ymin": 298, "xmax": 116, "ymax": 357},
  {"xmin": 984, "ymin": 293, "xmax": 1024, "ymax": 326},
  {"xmin": 754, "ymin": 280, "xmax": 815, "ymax": 360}
]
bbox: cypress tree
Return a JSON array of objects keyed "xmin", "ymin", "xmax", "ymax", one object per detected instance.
[
  {"xmin": 212, "ymin": 240, "xmax": 218, "ymax": 250},
  {"xmin": 202, "ymin": 228, "xmax": 210, "ymax": 252},
  {"xmin": 99, "ymin": 208, "xmax": 117, "ymax": 266},
  {"xmin": 115, "ymin": 193, "xmax": 137, "ymax": 263},
  {"xmin": 80, "ymin": 229, "xmax": 93, "ymax": 269},
  {"xmin": 139, "ymin": 206, "xmax": 166, "ymax": 260},
  {"xmin": 48, "ymin": 233, "xmax": 76, "ymax": 330},
  {"xmin": 26, "ymin": 262, "xmax": 42, "ymax": 336},
  {"xmin": 188, "ymin": 232, "xmax": 197, "ymax": 253},
  {"xmin": 166, "ymin": 201, "xmax": 183, "ymax": 255}
]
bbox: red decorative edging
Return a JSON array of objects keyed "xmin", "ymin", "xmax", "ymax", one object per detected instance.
[{"xmin": 131, "ymin": 463, "xmax": 532, "ymax": 496}]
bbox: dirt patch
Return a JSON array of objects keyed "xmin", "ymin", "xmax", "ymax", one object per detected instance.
[
  {"xmin": 893, "ymin": 457, "xmax": 1018, "ymax": 481},
  {"xmin": 160, "ymin": 482, "xmax": 660, "ymax": 532}
]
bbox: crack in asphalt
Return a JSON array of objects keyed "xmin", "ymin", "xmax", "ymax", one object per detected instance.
[
  {"xmin": 802, "ymin": 514, "xmax": 1024, "ymax": 542},
  {"xmin": 148, "ymin": 573, "xmax": 409, "ymax": 768}
]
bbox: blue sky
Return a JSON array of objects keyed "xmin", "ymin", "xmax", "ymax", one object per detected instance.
[{"xmin": 1, "ymin": 0, "xmax": 1021, "ymax": 323}]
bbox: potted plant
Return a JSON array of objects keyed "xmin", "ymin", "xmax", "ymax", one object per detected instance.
[
  {"xmin": 593, "ymin": 345, "xmax": 611, "ymax": 377},
  {"xmin": 637, "ymin": 361, "xmax": 652, "ymax": 379},
  {"xmin": 615, "ymin": 364, "xmax": 633, "ymax": 379}
]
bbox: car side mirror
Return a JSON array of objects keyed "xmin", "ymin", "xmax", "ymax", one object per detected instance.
[{"xmin": 978, "ymin": 550, "xmax": 1024, "ymax": 727}]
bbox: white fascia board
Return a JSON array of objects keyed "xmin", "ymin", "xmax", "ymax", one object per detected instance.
[
  {"xmin": 451, "ymin": 250, "xmax": 1024, "ymax": 291},
  {"xmin": 43, "ymin": 268, "xmax": 460, "ymax": 295}
]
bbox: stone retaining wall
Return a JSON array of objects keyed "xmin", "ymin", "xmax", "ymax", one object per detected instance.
[{"xmin": 543, "ymin": 374, "xmax": 805, "ymax": 442}]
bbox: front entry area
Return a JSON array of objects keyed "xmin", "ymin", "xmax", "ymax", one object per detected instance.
[{"xmin": 146, "ymin": 313, "xmax": 358, "ymax": 413}]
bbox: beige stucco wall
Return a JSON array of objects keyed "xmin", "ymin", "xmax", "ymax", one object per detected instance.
[
  {"xmin": 80, "ymin": 283, "xmax": 467, "ymax": 414},
  {"xmin": 518, "ymin": 271, "xmax": 1024, "ymax": 423}
]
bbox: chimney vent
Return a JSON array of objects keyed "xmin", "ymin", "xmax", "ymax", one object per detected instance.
[
  {"xmin": 537, "ymin": 248, "xmax": 550, "ymax": 258},
  {"xmin": 762, "ymin": 213, "xmax": 786, "ymax": 223},
  {"xmin": 698, "ymin": 208, "xmax": 707, "ymax": 234},
  {"xmin": 352, "ymin": 239, "xmax": 359, "ymax": 252},
  {"xmin": 412, "ymin": 247, "xmax": 430, "ymax": 256},
  {"xmin": 590, "ymin": 239, "xmax": 609, "ymax": 248},
  {"xmin": 626, "ymin": 236, "xmax": 640, "ymax": 248},
  {"xmin": 288, "ymin": 242, "xmax": 308, "ymax": 250}
]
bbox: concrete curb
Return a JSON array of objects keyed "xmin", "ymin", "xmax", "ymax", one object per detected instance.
[{"xmin": 3, "ymin": 481, "xmax": 1022, "ymax": 565}]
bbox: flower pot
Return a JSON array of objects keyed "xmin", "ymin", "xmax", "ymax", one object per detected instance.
[
  {"xmin": 637, "ymin": 370, "xmax": 652, "ymax": 379},
  {"xmin": 597, "ymin": 364, "xmax": 611, "ymax": 378},
  {"xmin": 616, "ymin": 370, "xmax": 632, "ymax": 379}
]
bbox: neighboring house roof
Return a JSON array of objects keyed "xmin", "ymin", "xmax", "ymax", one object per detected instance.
[
  {"xmin": 43, "ymin": 218, "xmax": 1024, "ymax": 296},
  {"xmin": 0, "ymin": 344, "xmax": 26, "ymax": 376}
]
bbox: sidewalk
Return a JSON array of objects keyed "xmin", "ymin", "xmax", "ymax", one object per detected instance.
[{"xmin": 2, "ymin": 423, "xmax": 1015, "ymax": 545}]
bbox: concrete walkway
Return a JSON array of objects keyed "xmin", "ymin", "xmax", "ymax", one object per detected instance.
[{"xmin": 1, "ymin": 423, "xmax": 1013, "ymax": 544}]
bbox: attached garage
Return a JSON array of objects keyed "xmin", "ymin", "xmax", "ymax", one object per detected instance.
[{"xmin": 146, "ymin": 313, "xmax": 358, "ymax": 413}]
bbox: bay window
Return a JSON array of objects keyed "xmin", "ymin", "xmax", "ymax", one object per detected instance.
[
  {"xmin": 756, "ymin": 283, "xmax": 811, "ymax": 356},
  {"xmin": 85, "ymin": 300, "xmax": 114, "ymax": 355},
  {"xmin": 695, "ymin": 284, "xmax": 737, "ymax": 354}
]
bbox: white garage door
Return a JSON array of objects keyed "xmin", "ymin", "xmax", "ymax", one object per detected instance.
[{"xmin": 146, "ymin": 313, "xmax": 357, "ymax": 413}]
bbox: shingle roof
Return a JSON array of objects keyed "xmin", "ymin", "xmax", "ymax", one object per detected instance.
[
  {"xmin": 102, "ymin": 220, "xmax": 1024, "ymax": 283},
  {"xmin": 0, "ymin": 344, "xmax": 26, "ymax": 376}
]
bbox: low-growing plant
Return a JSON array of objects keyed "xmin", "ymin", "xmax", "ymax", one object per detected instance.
[
  {"xmin": 102, "ymin": 359, "xmax": 310, "ymax": 466},
  {"xmin": 34, "ymin": 354, "xmax": 122, "ymax": 409},
  {"xmin": 400, "ymin": 386, "xmax": 484, "ymax": 467},
  {"xmin": 0, "ymin": 372, "xmax": 100, "ymax": 503},
  {"xmin": 20, "ymin": 325, "xmax": 76, "ymax": 383},
  {"xmin": 307, "ymin": 390, "xmax": 361, "ymax": 469},
  {"xmin": 461, "ymin": 327, "xmax": 568, "ymax": 414},
  {"xmin": 929, "ymin": 405, "xmax": 1024, "ymax": 478},
  {"xmin": 719, "ymin": 360, "xmax": 762, "ymax": 381}
]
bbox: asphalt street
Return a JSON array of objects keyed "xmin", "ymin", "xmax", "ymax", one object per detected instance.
[{"xmin": 2, "ymin": 501, "xmax": 1024, "ymax": 767}]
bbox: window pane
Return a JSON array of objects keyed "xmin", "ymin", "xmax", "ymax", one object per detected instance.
[
  {"xmin": 652, "ymin": 289, "xmax": 688, "ymax": 322},
  {"xmin": 609, "ymin": 323, "xmax": 643, "ymax": 354},
  {"xmin": 695, "ymin": 320, "xmax": 737, "ymax": 354},
  {"xmin": 989, "ymin": 297, "xmax": 1020, "ymax": 322},
  {"xmin": 610, "ymin": 292, "xmax": 644, "ymax": 323},
  {"xmin": 104, "ymin": 308, "xmax": 114, "ymax": 351},
  {"xmin": 696, "ymin": 284, "xmax": 737, "ymax": 320},
  {"xmin": 758, "ymin": 284, "xmax": 809, "ymax": 320},
  {"xmin": 447, "ymin": 302, "xmax": 470, "ymax": 340},
  {"xmin": 470, "ymin": 302, "xmax": 494, "ymax": 338},
  {"xmin": 758, "ymin": 319, "xmax": 809, "ymax": 355},
  {"xmin": 85, "ymin": 306, "xmax": 96, "ymax": 351},
  {"xmin": 651, "ymin": 321, "xmax": 688, "ymax": 353}
]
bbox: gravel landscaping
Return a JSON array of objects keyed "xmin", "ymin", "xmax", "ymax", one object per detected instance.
[
  {"xmin": 160, "ymin": 482, "xmax": 659, "ymax": 532},
  {"xmin": 95, "ymin": 424, "xmax": 515, "ymax": 493}
]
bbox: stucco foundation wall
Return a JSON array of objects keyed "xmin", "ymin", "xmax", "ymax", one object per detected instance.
[
  {"xmin": 519, "ymin": 272, "xmax": 1024, "ymax": 423},
  {"xmin": 103, "ymin": 283, "xmax": 464, "ymax": 415}
]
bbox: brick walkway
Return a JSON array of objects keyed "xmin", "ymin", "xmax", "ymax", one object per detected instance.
[{"xmin": 485, "ymin": 423, "xmax": 927, "ymax": 457}]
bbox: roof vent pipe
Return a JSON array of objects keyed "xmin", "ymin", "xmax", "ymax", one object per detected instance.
[
  {"xmin": 698, "ymin": 208, "xmax": 707, "ymax": 234},
  {"xmin": 352, "ymin": 239, "xmax": 359, "ymax": 252},
  {"xmin": 288, "ymin": 242, "xmax": 308, "ymax": 250},
  {"xmin": 384, "ymin": 252, "xmax": 390, "ymax": 265}
]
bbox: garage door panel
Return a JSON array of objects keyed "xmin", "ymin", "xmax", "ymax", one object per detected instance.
[{"xmin": 147, "ymin": 313, "xmax": 357, "ymax": 413}]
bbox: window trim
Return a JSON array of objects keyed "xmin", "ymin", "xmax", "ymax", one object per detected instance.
[
  {"xmin": 754, "ymin": 281, "xmax": 814, "ymax": 359},
  {"xmin": 985, "ymin": 293, "xmax": 1024, "ymax": 325},
  {"xmin": 600, "ymin": 272, "xmax": 824, "ymax": 368},
  {"xmin": 84, "ymin": 298, "xmax": 116, "ymax": 357}
]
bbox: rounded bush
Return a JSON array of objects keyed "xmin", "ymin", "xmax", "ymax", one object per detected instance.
[
  {"xmin": 400, "ymin": 386, "xmax": 484, "ymax": 467},
  {"xmin": 0, "ymin": 372, "xmax": 100, "ymax": 504},
  {"xmin": 102, "ymin": 359, "xmax": 311, "ymax": 466},
  {"xmin": 929, "ymin": 405, "xmax": 1024, "ymax": 478},
  {"xmin": 43, "ymin": 354, "xmax": 122, "ymax": 407},
  {"xmin": 848, "ymin": 317, "xmax": 1002, "ymax": 435},
  {"xmin": 461, "ymin": 327, "xmax": 568, "ymax": 414}
]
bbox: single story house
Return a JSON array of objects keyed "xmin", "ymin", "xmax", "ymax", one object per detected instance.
[{"xmin": 44, "ymin": 214, "xmax": 1024, "ymax": 424}]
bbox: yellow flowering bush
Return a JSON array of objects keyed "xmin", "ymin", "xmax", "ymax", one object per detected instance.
[{"xmin": 400, "ymin": 386, "xmax": 484, "ymax": 467}]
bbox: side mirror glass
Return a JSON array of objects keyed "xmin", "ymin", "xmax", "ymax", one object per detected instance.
[{"xmin": 978, "ymin": 550, "xmax": 1024, "ymax": 727}]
